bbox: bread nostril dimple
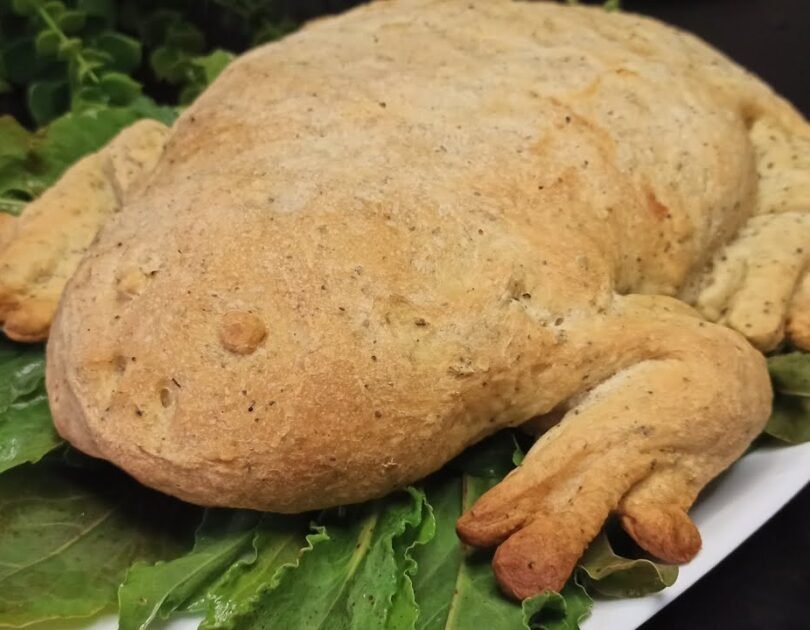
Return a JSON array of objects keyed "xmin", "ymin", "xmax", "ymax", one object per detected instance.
[
  {"xmin": 159, "ymin": 387, "xmax": 173, "ymax": 408},
  {"xmin": 116, "ymin": 268, "xmax": 147, "ymax": 299},
  {"xmin": 219, "ymin": 310, "xmax": 267, "ymax": 354},
  {"xmin": 113, "ymin": 355, "xmax": 128, "ymax": 373}
]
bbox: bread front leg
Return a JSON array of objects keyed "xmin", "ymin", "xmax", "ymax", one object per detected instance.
[
  {"xmin": 683, "ymin": 116, "xmax": 810, "ymax": 351},
  {"xmin": 456, "ymin": 303, "xmax": 771, "ymax": 599},
  {"xmin": 0, "ymin": 119, "xmax": 169, "ymax": 342}
]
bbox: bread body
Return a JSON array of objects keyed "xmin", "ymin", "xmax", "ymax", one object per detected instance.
[{"xmin": 47, "ymin": 0, "xmax": 806, "ymax": 511}]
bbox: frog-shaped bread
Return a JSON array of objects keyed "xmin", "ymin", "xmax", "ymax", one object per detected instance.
[{"xmin": 22, "ymin": 0, "xmax": 809, "ymax": 598}]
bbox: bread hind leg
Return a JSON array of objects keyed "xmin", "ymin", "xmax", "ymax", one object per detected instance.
[{"xmin": 456, "ymin": 303, "xmax": 771, "ymax": 599}]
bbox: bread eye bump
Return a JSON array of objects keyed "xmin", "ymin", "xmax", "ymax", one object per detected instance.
[{"xmin": 219, "ymin": 310, "xmax": 267, "ymax": 355}]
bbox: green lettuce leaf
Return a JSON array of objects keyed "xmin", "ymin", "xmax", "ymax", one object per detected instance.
[
  {"xmin": 0, "ymin": 459, "xmax": 198, "ymax": 628},
  {"xmin": 118, "ymin": 509, "xmax": 259, "ymax": 630},
  {"xmin": 119, "ymin": 506, "xmax": 326, "ymax": 630},
  {"xmin": 0, "ymin": 393, "xmax": 61, "ymax": 474},
  {"xmin": 385, "ymin": 494, "xmax": 436, "ymax": 630},
  {"xmin": 191, "ymin": 49, "xmax": 234, "ymax": 85},
  {"xmin": 413, "ymin": 474, "xmax": 545, "ymax": 629},
  {"xmin": 231, "ymin": 488, "xmax": 428, "ymax": 630},
  {"xmin": 768, "ymin": 352, "xmax": 810, "ymax": 397},
  {"xmin": 765, "ymin": 396, "xmax": 810, "ymax": 444},
  {"xmin": 577, "ymin": 533, "xmax": 677, "ymax": 598},
  {"xmin": 523, "ymin": 581, "xmax": 593, "ymax": 630},
  {"xmin": 412, "ymin": 438, "xmax": 593, "ymax": 630},
  {"xmin": 0, "ymin": 341, "xmax": 61, "ymax": 473},
  {"xmin": 765, "ymin": 352, "xmax": 810, "ymax": 443},
  {"xmin": 0, "ymin": 341, "xmax": 45, "ymax": 410},
  {"xmin": 193, "ymin": 519, "xmax": 327, "ymax": 630},
  {"xmin": 178, "ymin": 49, "xmax": 235, "ymax": 104}
]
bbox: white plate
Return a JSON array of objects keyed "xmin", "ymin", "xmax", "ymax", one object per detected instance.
[{"xmin": 86, "ymin": 441, "xmax": 810, "ymax": 630}]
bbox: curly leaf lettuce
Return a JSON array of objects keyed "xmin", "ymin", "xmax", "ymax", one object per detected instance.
[
  {"xmin": 118, "ymin": 510, "xmax": 261, "ymax": 630},
  {"xmin": 118, "ymin": 508, "xmax": 327, "ymax": 630},
  {"xmin": 193, "ymin": 520, "xmax": 328, "ymax": 630},
  {"xmin": 231, "ymin": 489, "xmax": 429, "ymax": 630}
]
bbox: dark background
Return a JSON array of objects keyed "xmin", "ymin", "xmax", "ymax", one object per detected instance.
[
  {"xmin": 623, "ymin": 0, "xmax": 809, "ymax": 115},
  {"xmin": 619, "ymin": 1, "xmax": 810, "ymax": 629}
]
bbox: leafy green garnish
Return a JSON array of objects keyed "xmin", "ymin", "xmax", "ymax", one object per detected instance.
[
  {"xmin": 192, "ymin": 518, "xmax": 327, "ymax": 630},
  {"xmin": 0, "ymin": 0, "xmax": 299, "ymax": 128},
  {"xmin": 0, "ymin": 340, "xmax": 61, "ymax": 473},
  {"xmin": 118, "ymin": 510, "xmax": 261, "ymax": 630},
  {"xmin": 175, "ymin": 48, "xmax": 234, "ymax": 104},
  {"xmin": 766, "ymin": 353, "xmax": 810, "ymax": 443},
  {"xmin": 764, "ymin": 396, "xmax": 810, "ymax": 444},
  {"xmin": 523, "ymin": 582, "xmax": 593, "ymax": 630},
  {"xmin": 0, "ymin": 340, "xmax": 44, "ymax": 408},
  {"xmin": 0, "ymin": 457, "xmax": 199, "ymax": 627},
  {"xmin": 118, "ymin": 509, "xmax": 325, "ymax": 630},
  {"xmin": 578, "ymin": 533, "xmax": 678, "ymax": 598},
  {"xmin": 3, "ymin": 0, "xmax": 146, "ymax": 125},
  {"xmin": 768, "ymin": 352, "xmax": 810, "ymax": 398},
  {"xmin": 0, "ymin": 393, "xmax": 60, "ymax": 475},
  {"xmin": 231, "ymin": 489, "xmax": 428, "ymax": 630},
  {"xmin": 412, "ymin": 462, "xmax": 593, "ymax": 630}
]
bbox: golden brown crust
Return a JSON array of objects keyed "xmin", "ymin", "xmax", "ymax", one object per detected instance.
[
  {"xmin": 46, "ymin": 0, "xmax": 802, "ymax": 598},
  {"xmin": 492, "ymin": 514, "xmax": 587, "ymax": 599},
  {"xmin": 0, "ymin": 120, "xmax": 169, "ymax": 342},
  {"xmin": 620, "ymin": 507, "xmax": 701, "ymax": 565}
]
